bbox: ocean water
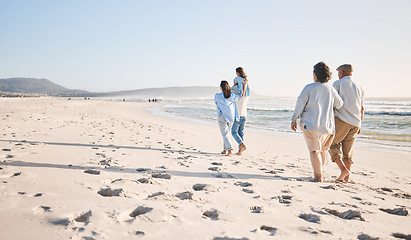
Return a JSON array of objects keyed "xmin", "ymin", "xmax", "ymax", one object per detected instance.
[{"xmin": 154, "ymin": 97, "xmax": 411, "ymax": 148}]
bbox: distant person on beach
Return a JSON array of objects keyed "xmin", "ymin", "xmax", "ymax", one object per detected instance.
[
  {"xmin": 215, "ymin": 80, "xmax": 242, "ymax": 156},
  {"xmin": 329, "ymin": 64, "xmax": 364, "ymax": 182},
  {"xmin": 291, "ymin": 62, "xmax": 343, "ymax": 182},
  {"xmin": 231, "ymin": 67, "xmax": 250, "ymax": 155}
]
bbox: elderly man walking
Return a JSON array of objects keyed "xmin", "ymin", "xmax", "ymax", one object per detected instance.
[{"xmin": 329, "ymin": 64, "xmax": 365, "ymax": 182}]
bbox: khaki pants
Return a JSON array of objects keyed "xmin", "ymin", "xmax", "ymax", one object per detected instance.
[{"xmin": 329, "ymin": 117, "xmax": 360, "ymax": 164}]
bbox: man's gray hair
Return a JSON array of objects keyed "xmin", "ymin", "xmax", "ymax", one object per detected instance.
[{"xmin": 337, "ymin": 64, "xmax": 353, "ymax": 72}]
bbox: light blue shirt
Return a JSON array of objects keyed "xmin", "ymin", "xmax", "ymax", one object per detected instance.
[
  {"xmin": 214, "ymin": 92, "xmax": 242, "ymax": 123},
  {"xmin": 232, "ymin": 76, "xmax": 250, "ymax": 97},
  {"xmin": 333, "ymin": 76, "xmax": 364, "ymax": 128},
  {"xmin": 292, "ymin": 82, "xmax": 343, "ymax": 134}
]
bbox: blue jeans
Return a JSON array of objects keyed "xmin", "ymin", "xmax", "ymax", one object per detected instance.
[
  {"xmin": 218, "ymin": 114, "xmax": 233, "ymax": 151},
  {"xmin": 231, "ymin": 116, "xmax": 246, "ymax": 147}
]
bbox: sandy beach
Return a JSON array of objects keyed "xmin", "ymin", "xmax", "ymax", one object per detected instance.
[{"xmin": 0, "ymin": 98, "xmax": 410, "ymax": 240}]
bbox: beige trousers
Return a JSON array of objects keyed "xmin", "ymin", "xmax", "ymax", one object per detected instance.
[{"xmin": 329, "ymin": 117, "xmax": 360, "ymax": 164}]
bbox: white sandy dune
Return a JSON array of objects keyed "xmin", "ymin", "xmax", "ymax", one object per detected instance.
[{"xmin": 0, "ymin": 98, "xmax": 410, "ymax": 240}]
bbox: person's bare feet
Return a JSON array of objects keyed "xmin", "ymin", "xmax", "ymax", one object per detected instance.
[
  {"xmin": 312, "ymin": 177, "xmax": 323, "ymax": 183},
  {"xmin": 237, "ymin": 143, "xmax": 246, "ymax": 155},
  {"xmin": 221, "ymin": 150, "xmax": 227, "ymax": 155},
  {"xmin": 336, "ymin": 169, "xmax": 350, "ymax": 182},
  {"xmin": 226, "ymin": 150, "xmax": 232, "ymax": 156}
]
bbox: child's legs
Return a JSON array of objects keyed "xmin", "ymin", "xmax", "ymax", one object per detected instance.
[
  {"xmin": 238, "ymin": 116, "xmax": 246, "ymax": 140},
  {"xmin": 231, "ymin": 120, "xmax": 243, "ymax": 146}
]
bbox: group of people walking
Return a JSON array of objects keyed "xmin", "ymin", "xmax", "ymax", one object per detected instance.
[
  {"xmin": 214, "ymin": 67, "xmax": 250, "ymax": 156},
  {"xmin": 215, "ymin": 62, "xmax": 364, "ymax": 183}
]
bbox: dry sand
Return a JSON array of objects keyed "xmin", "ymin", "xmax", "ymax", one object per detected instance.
[{"xmin": 0, "ymin": 98, "xmax": 410, "ymax": 240}]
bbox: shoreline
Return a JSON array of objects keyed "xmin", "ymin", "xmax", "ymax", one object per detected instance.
[{"xmin": 148, "ymin": 104, "xmax": 411, "ymax": 156}]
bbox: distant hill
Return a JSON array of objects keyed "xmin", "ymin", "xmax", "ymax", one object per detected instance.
[
  {"xmin": 0, "ymin": 78, "xmax": 88, "ymax": 95},
  {"xmin": 98, "ymin": 86, "xmax": 222, "ymax": 99},
  {"xmin": 0, "ymin": 78, "xmax": 259, "ymax": 99}
]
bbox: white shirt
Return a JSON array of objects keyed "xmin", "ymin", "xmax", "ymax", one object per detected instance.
[
  {"xmin": 292, "ymin": 82, "xmax": 343, "ymax": 134},
  {"xmin": 332, "ymin": 76, "xmax": 364, "ymax": 127},
  {"xmin": 236, "ymin": 96, "xmax": 249, "ymax": 117}
]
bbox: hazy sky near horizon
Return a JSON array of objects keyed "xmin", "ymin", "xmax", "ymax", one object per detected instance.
[{"xmin": 1, "ymin": 0, "xmax": 410, "ymax": 97}]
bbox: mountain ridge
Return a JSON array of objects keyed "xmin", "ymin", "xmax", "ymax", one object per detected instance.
[
  {"xmin": 0, "ymin": 78, "xmax": 258, "ymax": 99},
  {"xmin": 0, "ymin": 78, "xmax": 88, "ymax": 94}
]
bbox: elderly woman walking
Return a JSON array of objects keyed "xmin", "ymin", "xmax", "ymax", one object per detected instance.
[{"xmin": 291, "ymin": 62, "xmax": 343, "ymax": 182}]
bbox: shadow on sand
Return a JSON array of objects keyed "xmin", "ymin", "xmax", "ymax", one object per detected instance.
[{"xmin": 0, "ymin": 139, "xmax": 314, "ymax": 182}]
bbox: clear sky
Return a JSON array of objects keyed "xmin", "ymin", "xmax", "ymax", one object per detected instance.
[{"xmin": 1, "ymin": 0, "xmax": 410, "ymax": 97}]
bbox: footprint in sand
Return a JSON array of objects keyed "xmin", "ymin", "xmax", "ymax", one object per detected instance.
[
  {"xmin": 300, "ymin": 227, "xmax": 332, "ymax": 235},
  {"xmin": 148, "ymin": 192, "xmax": 165, "ymax": 198},
  {"xmin": 393, "ymin": 192, "xmax": 411, "ymax": 200},
  {"xmin": 40, "ymin": 206, "xmax": 51, "ymax": 212},
  {"xmin": 50, "ymin": 218, "xmax": 71, "ymax": 226},
  {"xmin": 208, "ymin": 167, "xmax": 221, "ymax": 172},
  {"xmin": 250, "ymin": 206, "xmax": 263, "ymax": 213},
  {"xmin": 265, "ymin": 169, "xmax": 285, "ymax": 174},
  {"xmin": 278, "ymin": 195, "xmax": 292, "ymax": 204},
  {"xmin": 299, "ymin": 213, "xmax": 320, "ymax": 223},
  {"xmin": 379, "ymin": 208, "xmax": 409, "ymax": 216},
  {"xmin": 392, "ymin": 233, "xmax": 411, "ymax": 239},
  {"xmin": 193, "ymin": 184, "xmax": 218, "ymax": 192},
  {"xmin": 203, "ymin": 209, "xmax": 219, "ymax": 220},
  {"xmin": 98, "ymin": 188, "xmax": 125, "ymax": 197},
  {"xmin": 74, "ymin": 210, "xmax": 92, "ymax": 222},
  {"xmin": 84, "ymin": 169, "xmax": 100, "ymax": 175},
  {"xmin": 211, "ymin": 162, "xmax": 223, "ymax": 166},
  {"xmin": 136, "ymin": 168, "xmax": 151, "ymax": 172},
  {"xmin": 357, "ymin": 233, "xmax": 380, "ymax": 240},
  {"xmin": 177, "ymin": 161, "xmax": 190, "ymax": 167},
  {"xmin": 137, "ymin": 177, "xmax": 159, "ymax": 184},
  {"xmin": 324, "ymin": 208, "xmax": 364, "ymax": 221},
  {"xmin": 135, "ymin": 231, "xmax": 145, "ymax": 236},
  {"xmin": 242, "ymin": 188, "xmax": 254, "ymax": 194},
  {"xmin": 175, "ymin": 191, "xmax": 194, "ymax": 200},
  {"xmin": 320, "ymin": 185, "xmax": 337, "ymax": 190},
  {"xmin": 260, "ymin": 225, "xmax": 277, "ymax": 235},
  {"xmin": 129, "ymin": 206, "xmax": 153, "ymax": 217},
  {"xmin": 234, "ymin": 181, "xmax": 253, "ymax": 187},
  {"xmin": 151, "ymin": 172, "xmax": 171, "ymax": 179},
  {"xmin": 34, "ymin": 193, "xmax": 43, "ymax": 197},
  {"xmin": 381, "ymin": 187, "xmax": 393, "ymax": 192}
]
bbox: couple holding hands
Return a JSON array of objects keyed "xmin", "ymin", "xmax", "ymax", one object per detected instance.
[{"xmin": 215, "ymin": 63, "xmax": 364, "ymax": 184}]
